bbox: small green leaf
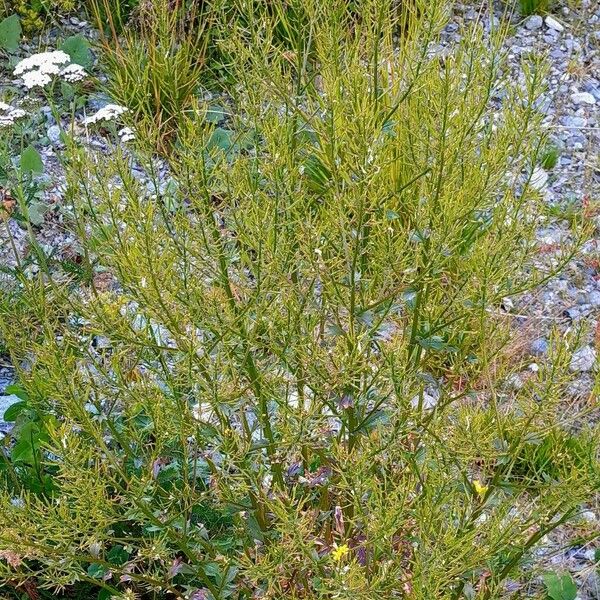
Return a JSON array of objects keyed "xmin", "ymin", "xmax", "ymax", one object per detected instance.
[
  {"xmin": 20, "ymin": 145, "xmax": 44, "ymax": 174},
  {"xmin": 205, "ymin": 105, "xmax": 224, "ymax": 124},
  {"xmin": 2, "ymin": 401, "xmax": 27, "ymax": 422},
  {"xmin": 5, "ymin": 384, "xmax": 29, "ymax": 401},
  {"xmin": 60, "ymin": 35, "xmax": 92, "ymax": 67},
  {"xmin": 0, "ymin": 15, "xmax": 21, "ymax": 53},
  {"xmin": 542, "ymin": 571, "xmax": 577, "ymax": 600},
  {"xmin": 106, "ymin": 545, "xmax": 129, "ymax": 566},
  {"xmin": 27, "ymin": 201, "xmax": 47, "ymax": 226},
  {"xmin": 417, "ymin": 335, "xmax": 457, "ymax": 353},
  {"xmin": 87, "ymin": 563, "xmax": 107, "ymax": 579}
]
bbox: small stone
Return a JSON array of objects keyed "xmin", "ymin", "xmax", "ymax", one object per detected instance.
[
  {"xmin": 569, "ymin": 346, "xmax": 596, "ymax": 373},
  {"xmin": 411, "ymin": 391, "xmax": 438, "ymax": 410},
  {"xmin": 531, "ymin": 338, "xmax": 549, "ymax": 356},
  {"xmin": 584, "ymin": 549, "xmax": 596, "ymax": 561},
  {"xmin": 571, "ymin": 92, "xmax": 596, "ymax": 106},
  {"xmin": 525, "ymin": 15, "xmax": 543, "ymax": 30},
  {"xmin": 561, "ymin": 115, "xmax": 587, "ymax": 128},
  {"xmin": 545, "ymin": 15, "xmax": 564, "ymax": 32},
  {"xmin": 563, "ymin": 306, "xmax": 580, "ymax": 321},
  {"xmin": 506, "ymin": 373, "xmax": 524, "ymax": 390},
  {"xmin": 47, "ymin": 125, "xmax": 61, "ymax": 144},
  {"xmin": 589, "ymin": 290, "xmax": 600, "ymax": 307},
  {"xmin": 530, "ymin": 166, "xmax": 549, "ymax": 191}
]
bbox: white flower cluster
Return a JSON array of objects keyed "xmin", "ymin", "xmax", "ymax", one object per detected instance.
[
  {"xmin": 59, "ymin": 63, "xmax": 88, "ymax": 83},
  {"xmin": 118, "ymin": 126, "xmax": 135, "ymax": 142},
  {"xmin": 14, "ymin": 50, "xmax": 88, "ymax": 89},
  {"xmin": 0, "ymin": 101, "xmax": 26, "ymax": 127},
  {"xmin": 83, "ymin": 103, "xmax": 129, "ymax": 125}
]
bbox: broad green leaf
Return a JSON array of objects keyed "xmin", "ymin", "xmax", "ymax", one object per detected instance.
[
  {"xmin": 60, "ymin": 35, "xmax": 92, "ymax": 67},
  {"xmin": 27, "ymin": 201, "xmax": 47, "ymax": 226},
  {"xmin": 0, "ymin": 15, "xmax": 21, "ymax": 53},
  {"xmin": 20, "ymin": 145, "xmax": 44, "ymax": 174},
  {"xmin": 2, "ymin": 401, "xmax": 27, "ymax": 422},
  {"xmin": 5, "ymin": 384, "xmax": 29, "ymax": 401},
  {"xmin": 542, "ymin": 572, "xmax": 577, "ymax": 600}
]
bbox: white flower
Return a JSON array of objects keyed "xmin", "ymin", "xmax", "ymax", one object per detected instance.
[
  {"xmin": 60, "ymin": 63, "xmax": 87, "ymax": 83},
  {"xmin": 118, "ymin": 126, "xmax": 135, "ymax": 143},
  {"xmin": 14, "ymin": 50, "xmax": 71, "ymax": 89},
  {"xmin": 83, "ymin": 103, "xmax": 128, "ymax": 125},
  {"xmin": 0, "ymin": 101, "xmax": 26, "ymax": 127}
]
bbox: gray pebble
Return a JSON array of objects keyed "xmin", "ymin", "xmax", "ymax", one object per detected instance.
[
  {"xmin": 531, "ymin": 337, "xmax": 549, "ymax": 356},
  {"xmin": 545, "ymin": 15, "xmax": 564, "ymax": 32},
  {"xmin": 570, "ymin": 346, "xmax": 597, "ymax": 373},
  {"xmin": 561, "ymin": 116, "xmax": 587, "ymax": 128},
  {"xmin": 571, "ymin": 92, "xmax": 596, "ymax": 106},
  {"xmin": 525, "ymin": 15, "xmax": 543, "ymax": 31},
  {"xmin": 47, "ymin": 125, "xmax": 61, "ymax": 145},
  {"xmin": 589, "ymin": 290, "xmax": 600, "ymax": 307}
]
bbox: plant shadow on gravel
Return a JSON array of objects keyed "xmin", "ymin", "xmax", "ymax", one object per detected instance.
[{"xmin": 0, "ymin": 1, "xmax": 599, "ymax": 599}]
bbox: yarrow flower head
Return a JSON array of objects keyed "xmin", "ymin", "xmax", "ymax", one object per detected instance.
[
  {"xmin": 14, "ymin": 50, "xmax": 89, "ymax": 90},
  {"xmin": 59, "ymin": 63, "xmax": 87, "ymax": 83},
  {"xmin": 0, "ymin": 102, "xmax": 26, "ymax": 127},
  {"xmin": 83, "ymin": 103, "xmax": 129, "ymax": 125},
  {"xmin": 118, "ymin": 126, "xmax": 135, "ymax": 143}
]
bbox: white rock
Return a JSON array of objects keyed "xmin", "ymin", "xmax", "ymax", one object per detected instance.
[
  {"xmin": 525, "ymin": 15, "xmax": 543, "ymax": 30},
  {"xmin": 569, "ymin": 346, "xmax": 596, "ymax": 373},
  {"xmin": 530, "ymin": 166, "xmax": 549, "ymax": 191},
  {"xmin": 571, "ymin": 92, "xmax": 596, "ymax": 105},
  {"xmin": 545, "ymin": 15, "xmax": 564, "ymax": 32}
]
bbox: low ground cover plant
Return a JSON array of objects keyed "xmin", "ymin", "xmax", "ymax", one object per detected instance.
[{"xmin": 0, "ymin": 0, "xmax": 598, "ymax": 599}]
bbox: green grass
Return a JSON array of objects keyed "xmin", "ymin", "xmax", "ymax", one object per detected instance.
[
  {"xmin": 0, "ymin": 0, "xmax": 598, "ymax": 598},
  {"xmin": 518, "ymin": 0, "xmax": 552, "ymax": 15}
]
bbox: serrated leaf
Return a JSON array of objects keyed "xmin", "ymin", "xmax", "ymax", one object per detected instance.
[
  {"xmin": 0, "ymin": 15, "xmax": 21, "ymax": 53},
  {"xmin": 61, "ymin": 35, "xmax": 92, "ymax": 67},
  {"xmin": 20, "ymin": 145, "xmax": 44, "ymax": 174}
]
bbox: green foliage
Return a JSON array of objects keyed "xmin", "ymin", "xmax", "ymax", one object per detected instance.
[
  {"xmin": 6, "ymin": 0, "xmax": 76, "ymax": 33},
  {"xmin": 61, "ymin": 34, "xmax": 93, "ymax": 67},
  {"xmin": 0, "ymin": 13, "xmax": 21, "ymax": 51},
  {"xmin": 540, "ymin": 144, "xmax": 560, "ymax": 170},
  {"xmin": 518, "ymin": 0, "xmax": 552, "ymax": 15},
  {"xmin": 542, "ymin": 571, "xmax": 578, "ymax": 600},
  {"xmin": 0, "ymin": 1, "xmax": 598, "ymax": 598},
  {"xmin": 19, "ymin": 145, "xmax": 43, "ymax": 174}
]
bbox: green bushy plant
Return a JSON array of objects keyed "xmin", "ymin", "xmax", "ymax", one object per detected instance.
[{"xmin": 0, "ymin": 0, "xmax": 597, "ymax": 598}]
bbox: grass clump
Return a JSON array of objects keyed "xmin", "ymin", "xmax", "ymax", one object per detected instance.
[
  {"xmin": 90, "ymin": 0, "xmax": 212, "ymax": 154},
  {"xmin": 518, "ymin": 0, "xmax": 552, "ymax": 16},
  {"xmin": 0, "ymin": 0, "xmax": 598, "ymax": 598}
]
